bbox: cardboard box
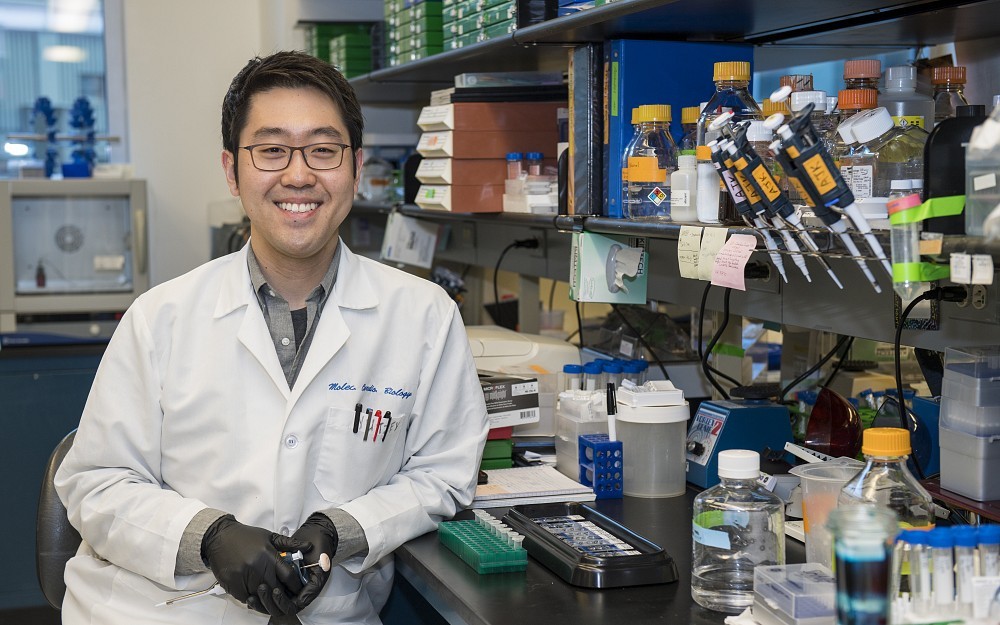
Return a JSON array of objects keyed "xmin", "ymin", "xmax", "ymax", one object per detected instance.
[
  {"xmin": 415, "ymin": 158, "xmax": 508, "ymax": 185},
  {"xmin": 418, "ymin": 101, "xmax": 565, "ymax": 132},
  {"xmin": 417, "ymin": 129, "xmax": 557, "ymax": 159},
  {"xmin": 569, "ymin": 231, "xmax": 648, "ymax": 303},
  {"xmin": 415, "ymin": 183, "xmax": 504, "ymax": 212},
  {"xmin": 479, "ymin": 372, "xmax": 540, "ymax": 429}
]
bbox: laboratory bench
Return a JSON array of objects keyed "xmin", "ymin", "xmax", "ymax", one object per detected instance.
[{"xmin": 394, "ymin": 488, "xmax": 806, "ymax": 625}]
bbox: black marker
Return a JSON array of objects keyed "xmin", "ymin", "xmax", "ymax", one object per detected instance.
[
  {"xmin": 363, "ymin": 408, "xmax": 373, "ymax": 441},
  {"xmin": 353, "ymin": 403, "xmax": 362, "ymax": 433},
  {"xmin": 381, "ymin": 411, "xmax": 392, "ymax": 442}
]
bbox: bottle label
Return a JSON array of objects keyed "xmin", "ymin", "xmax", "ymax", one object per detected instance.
[
  {"xmin": 840, "ymin": 164, "xmax": 873, "ymax": 199},
  {"xmin": 627, "ymin": 156, "xmax": 665, "ymax": 183},
  {"xmin": 891, "ymin": 115, "xmax": 926, "ymax": 129},
  {"xmin": 670, "ymin": 189, "xmax": 690, "ymax": 207},
  {"xmin": 692, "ymin": 516, "xmax": 731, "ymax": 550},
  {"xmin": 646, "ymin": 186, "xmax": 668, "ymax": 206}
]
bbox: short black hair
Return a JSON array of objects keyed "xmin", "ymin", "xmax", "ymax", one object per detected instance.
[{"xmin": 221, "ymin": 51, "xmax": 364, "ymax": 168}]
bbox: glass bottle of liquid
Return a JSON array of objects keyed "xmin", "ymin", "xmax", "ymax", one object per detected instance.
[
  {"xmin": 780, "ymin": 74, "xmax": 813, "ymax": 92},
  {"xmin": 790, "ymin": 90, "xmax": 836, "ymax": 152},
  {"xmin": 679, "ymin": 106, "xmax": 701, "ymax": 156},
  {"xmin": 746, "ymin": 120, "xmax": 781, "ymax": 200},
  {"xmin": 933, "ymin": 66, "xmax": 970, "ymax": 125},
  {"xmin": 838, "ymin": 427, "xmax": 935, "ymax": 529},
  {"xmin": 696, "ymin": 62, "xmax": 761, "ymax": 223},
  {"xmin": 624, "ymin": 104, "xmax": 677, "ymax": 221},
  {"xmin": 844, "ymin": 107, "xmax": 926, "ymax": 200},
  {"xmin": 831, "ymin": 89, "xmax": 879, "ymax": 166},
  {"xmin": 670, "ymin": 154, "xmax": 698, "ymax": 221},
  {"xmin": 843, "ymin": 59, "xmax": 882, "ymax": 92},
  {"xmin": 692, "ymin": 450, "xmax": 784, "ymax": 614},
  {"xmin": 882, "ymin": 65, "xmax": 935, "ymax": 131},
  {"xmin": 887, "ymin": 180, "xmax": 924, "ymax": 302},
  {"xmin": 620, "ymin": 108, "xmax": 642, "ymax": 213}
]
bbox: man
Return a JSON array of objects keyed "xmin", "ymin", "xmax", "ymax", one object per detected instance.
[{"xmin": 55, "ymin": 50, "xmax": 489, "ymax": 624}]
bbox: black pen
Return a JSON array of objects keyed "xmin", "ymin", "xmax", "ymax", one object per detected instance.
[
  {"xmin": 363, "ymin": 408, "xmax": 373, "ymax": 441},
  {"xmin": 381, "ymin": 411, "xmax": 392, "ymax": 442},
  {"xmin": 353, "ymin": 403, "xmax": 362, "ymax": 433}
]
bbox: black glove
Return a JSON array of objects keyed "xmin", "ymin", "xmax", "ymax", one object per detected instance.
[
  {"xmin": 282, "ymin": 512, "xmax": 339, "ymax": 611},
  {"xmin": 201, "ymin": 514, "xmax": 308, "ymax": 616}
]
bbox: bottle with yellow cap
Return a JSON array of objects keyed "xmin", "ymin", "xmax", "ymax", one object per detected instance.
[
  {"xmin": 679, "ymin": 105, "xmax": 701, "ymax": 156},
  {"xmin": 695, "ymin": 61, "xmax": 763, "ymax": 223},
  {"xmin": 623, "ymin": 104, "xmax": 678, "ymax": 220},
  {"xmin": 838, "ymin": 427, "xmax": 935, "ymax": 530}
]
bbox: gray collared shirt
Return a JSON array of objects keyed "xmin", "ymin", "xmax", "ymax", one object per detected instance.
[{"xmin": 247, "ymin": 243, "xmax": 341, "ymax": 388}]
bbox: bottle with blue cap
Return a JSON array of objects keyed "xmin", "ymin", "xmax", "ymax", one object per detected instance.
[
  {"xmin": 581, "ymin": 361, "xmax": 603, "ymax": 392},
  {"xmin": 525, "ymin": 152, "xmax": 543, "ymax": 176},
  {"xmin": 561, "ymin": 363, "xmax": 583, "ymax": 393},
  {"xmin": 928, "ymin": 527, "xmax": 955, "ymax": 611},
  {"xmin": 979, "ymin": 524, "xmax": 1000, "ymax": 577},
  {"xmin": 905, "ymin": 528, "xmax": 932, "ymax": 613},
  {"xmin": 952, "ymin": 525, "xmax": 978, "ymax": 616}
]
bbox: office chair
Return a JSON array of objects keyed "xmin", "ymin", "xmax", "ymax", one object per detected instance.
[{"xmin": 36, "ymin": 430, "xmax": 81, "ymax": 610}]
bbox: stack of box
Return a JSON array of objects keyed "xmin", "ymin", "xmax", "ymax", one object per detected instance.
[
  {"xmin": 939, "ymin": 345, "xmax": 1000, "ymax": 501},
  {"xmin": 443, "ymin": 0, "xmax": 556, "ymax": 50},
  {"xmin": 305, "ymin": 22, "xmax": 377, "ymax": 72},
  {"xmin": 479, "ymin": 373, "xmax": 541, "ymax": 470},
  {"xmin": 385, "ymin": 0, "xmax": 443, "ymax": 67},
  {"xmin": 329, "ymin": 32, "xmax": 372, "ymax": 78},
  {"xmin": 414, "ymin": 100, "xmax": 561, "ymax": 212},
  {"xmin": 557, "ymin": 0, "xmax": 619, "ymax": 16}
]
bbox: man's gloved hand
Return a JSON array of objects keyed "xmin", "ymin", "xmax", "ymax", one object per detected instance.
[
  {"xmin": 283, "ymin": 512, "xmax": 339, "ymax": 611},
  {"xmin": 201, "ymin": 514, "xmax": 308, "ymax": 616}
]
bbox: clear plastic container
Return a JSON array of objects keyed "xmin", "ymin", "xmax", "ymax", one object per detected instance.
[
  {"xmin": 838, "ymin": 427, "xmax": 935, "ymax": 529},
  {"xmin": 843, "ymin": 59, "xmax": 882, "ymax": 92},
  {"xmin": 887, "ymin": 180, "xmax": 924, "ymax": 302},
  {"xmin": 831, "ymin": 89, "xmax": 879, "ymax": 168},
  {"xmin": 692, "ymin": 450, "xmax": 785, "ymax": 613},
  {"xmin": 679, "ymin": 105, "xmax": 700, "ymax": 156},
  {"xmin": 882, "ymin": 65, "xmax": 935, "ymax": 131},
  {"xmin": 790, "ymin": 90, "xmax": 836, "ymax": 153},
  {"xmin": 964, "ymin": 103, "xmax": 1000, "ymax": 236},
  {"xmin": 623, "ymin": 104, "xmax": 677, "ymax": 221},
  {"xmin": 933, "ymin": 66, "xmax": 970, "ymax": 125},
  {"xmin": 525, "ymin": 151, "xmax": 543, "ymax": 176},
  {"xmin": 788, "ymin": 458, "xmax": 863, "ymax": 569},
  {"xmin": 696, "ymin": 145, "xmax": 722, "ymax": 224},
  {"xmin": 752, "ymin": 563, "xmax": 835, "ymax": 625},
  {"xmin": 506, "ymin": 152, "xmax": 523, "ymax": 180},
  {"xmin": 669, "ymin": 153, "xmax": 698, "ymax": 221},
  {"xmin": 554, "ymin": 390, "xmax": 609, "ymax": 479},
  {"xmin": 826, "ymin": 505, "xmax": 897, "ymax": 625},
  {"xmin": 842, "ymin": 107, "xmax": 926, "ymax": 200}
]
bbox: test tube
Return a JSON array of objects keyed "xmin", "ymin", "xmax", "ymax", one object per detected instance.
[
  {"xmin": 953, "ymin": 526, "xmax": 977, "ymax": 616},
  {"xmin": 562, "ymin": 363, "xmax": 583, "ymax": 392},
  {"xmin": 622, "ymin": 360, "xmax": 643, "ymax": 385},
  {"xmin": 907, "ymin": 528, "xmax": 932, "ymax": 614},
  {"xmin": 632, "ymin": 359, "xmax": 649, "ymax": 384},
  {"xmin": 603, "ymin": 362, "xmax": 624, "ymax": 389},
  {"xmin": 582, "ymin": 361, "xmax": 603, "ymax": 392},
  {"xmin": 979, "ymin": 524, "xmax": 1000, "ymax": 577},
  {"xmin": 889, "ymin": 530, "xmax": 909, "ymax": 602},
  {"xmin": 506, "ymin": 152, "xmax": 523, "ymax": 180},
  {"xmin": 928, "ymin": 527, "xmax": 955, "ymax": 611},
  {"xmin": 525, "ymin": 151, "xmax": 543, "ymax": 176}
]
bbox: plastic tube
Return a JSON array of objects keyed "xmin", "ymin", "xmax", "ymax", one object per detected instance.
[
  {"xmin": 952, "ymin": 526, "xmax": 977, "ymax": 616},
  {"xmin": 890, "ymin": 530, "xmax": 909, "ymax": 601},
  {"xmin": 906, "ymin": 529, "xmax": 932, "ymax": 614},
  {"xmin": 928, "ymin": 527, "xmax": 954, "ymax": 610},
  {"xmin": 562, "ymin": 364, "xmax": 583, "ymax": 392},
  {"xmin": 603, "ymin": 362, "xmax": 623, "ymax": 389},
  {"xmin": 978, "ymin": 524, "xmax": 1000, "ymax": 578},
  {"xmin": 582, "ymin": 361, "xmax": 603, "ymax": 392}
]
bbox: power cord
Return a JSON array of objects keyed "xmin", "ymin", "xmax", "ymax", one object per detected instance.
[
  {"xmin": 492, "ymin": 238, "xmax": 539, "ymax": 329},
  {"xmin": 821, "ymin": 336, "xmax": 856, "ymax": 388},
  {"xmin": 779, "ymin": 334, "xmax": 852, "ymax": 402},
  {"xmin": 698, "ymin": 284, "xmax": 739, "ymax": 399},
  {"xmin": 575, "ymin": 300, "xmax": 584, "ymax": 349},
  {"xmin": 893, "ymin": 285, "xmax": 967, "ymax": 481}
]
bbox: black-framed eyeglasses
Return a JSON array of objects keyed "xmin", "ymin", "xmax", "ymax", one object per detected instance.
[{"xmin": 240, "ymin": 142, "xmax": 352, "ymax": 171}]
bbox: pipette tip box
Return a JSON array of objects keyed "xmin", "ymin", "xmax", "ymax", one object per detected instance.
[{"xmin": 752, "ymin": 563, "xmax": 836, "ymax": 625}]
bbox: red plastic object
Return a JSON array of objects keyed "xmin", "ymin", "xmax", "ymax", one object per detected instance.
[
  {"xmin": 804, "ymin": 387, "xmax": 863, "ymax": 458},
  {"xmin": 487, "ymin": 426, "xmax": 513, "ymax": 440}
]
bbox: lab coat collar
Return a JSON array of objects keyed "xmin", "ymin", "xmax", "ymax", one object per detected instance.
[{"xmin": 212, "ymin": 239, "xmax": 379, "ymax": 319}]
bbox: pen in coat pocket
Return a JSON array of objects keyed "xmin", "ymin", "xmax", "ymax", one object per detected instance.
[
  {"xmin": 381, "ymin": 411, "xmax": 392, "ymax": 442},
  {"xmin": 353, "ymin": 403, "xmax": 362, "ymax": 434},
  {"xmin": 363, "ymin": 408, "xmax": 373, "ymax": 441}
]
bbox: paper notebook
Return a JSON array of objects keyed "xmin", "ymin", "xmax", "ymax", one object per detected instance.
[{"xmin": 472, "ymin": 466, "xmax": 596, "ymax": 509}]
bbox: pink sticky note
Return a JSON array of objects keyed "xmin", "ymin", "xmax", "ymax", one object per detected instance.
[{"xmin": 710, "ymin": 234, "xmax": 758, "ymax": 291}]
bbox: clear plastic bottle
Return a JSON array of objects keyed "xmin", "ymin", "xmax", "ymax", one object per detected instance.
[
  {"xmin": 933, "ymin": 66, "xmax": 970, "ymax": 125},
  {"xmin": 506, "ymin": 152, "xmax": 523, "ymax": 180},
  {"xmin": 845, "ymin": 107, "xmax": 926, "ymax": 200},
  {"xmin": 679, "ymin": 106, "xmax": 700, "ymax": 156},
  {"xmin": 928, "ymin": 528, "xmax": 955, "ymax": 610},
  {"xmin": 624, "ymin": 104, "xmax": 677, "ymax": 220},
  {"xmin": 844, "ymin": 59, "xmax": 882, "ymax": 92},
  {"xmin": 670, "ymin": 154, "xmax": 698, "ymax": 221},
  {"xmin": 952, "ymin": 525, "xmax": 977, "ymax": 616},
  {"xmin": 561, "ymin": 363, "xmax": 583, "ymax": 393},
  {"xmin": 964, "ymin": 102, "xmax": 1000, "ymax": 236},
  {"xmin": 692, "ymin": 450, "xmax": 784, "ymax": 614},
  {"xmin": 746, "ymin": 120, "xmax": 782, "ymax": 202},
  {"xmin": 979, "ymin": 524, "xmax": 1000, "ymax": 577},
  {"xmin": 696, "ymin": 145, "xmax": 722, "ymax": 223},
  {"xmin": 882, "ymin": 65, "xmax": 935, "ymax": 131},
  {"xmin": 790, "ymin": 90, "xmax": 836, "ymax": 153},
  {"xmin": 888, "ymin": 180, "xmax": 924, "ymax": 302},
  {"xmin": 525, "ymin": 152, "xmax": 543, "ymax": 176},
  {"xmin": 838, "ymin": 427, "xmax": 935, "ymax": 529},
  {"xmin": 831, "ymin": 89, "xmax": 879, "ymax": 166}
]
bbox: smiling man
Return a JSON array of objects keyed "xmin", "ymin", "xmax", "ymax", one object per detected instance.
[{"xmin": 55, "ymin": 51, "xmax": 489, "ymax": 625}]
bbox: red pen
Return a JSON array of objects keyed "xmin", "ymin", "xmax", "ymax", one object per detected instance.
[{"xmin": 372, "ymin": 410, "xmax": 383, "ymax": 443}]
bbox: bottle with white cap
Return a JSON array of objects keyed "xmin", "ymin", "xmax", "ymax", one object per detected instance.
[
  {"xmin": 841, "ymin": 107, "xmax": 926, "ymax": 200},
  {"xmin": 691, "ymin": 449, "xmax": 785, "ymax": 613},
  {"xmin": 881, "ymin": 65, "xmax": 935, "ymax": 131},
  {"xmin": 745, "ymin": 120, "xmax": 784, "ymax": 203},
  {"xmin": 669, "ymin": 154, "xmax": 698, "ymax": 221},
  {"xmin": 790, "ymin": 90, "xmax": 836, "ymax": 153}
]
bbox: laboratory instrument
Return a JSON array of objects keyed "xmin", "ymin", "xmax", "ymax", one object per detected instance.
[
  {"xmin": 502, "ymin": 502, "xmax": 678, "ymax": 588},
  {"xmin": 691, "ymin": 449, "xmax": 785, "ymax": 613}
]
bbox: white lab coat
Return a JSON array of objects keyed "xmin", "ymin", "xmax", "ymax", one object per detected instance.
[{"xmin": 54, "ymin": 241, "xmax": 489, "ymax": 624}]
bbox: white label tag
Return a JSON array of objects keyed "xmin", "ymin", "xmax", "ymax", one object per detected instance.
[
  {"xmin": 951, "ymin": 252, "xmax": 972, "ymax": 284},
  {"xmin": 972, "ymin": 254, "xmax": 995, "ymax": 285},
  {"xmin": 974, "ymin": 172, "xmax": 998, "ymax": 191}
]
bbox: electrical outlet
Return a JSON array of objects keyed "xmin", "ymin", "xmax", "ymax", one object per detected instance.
[
  {"xmin": 529, "ymin": 228, "xmax": 547, "ymax": 259},
  {"xmin": 971, "ymin": 284, "xmax": 988, "ymax": 310}
]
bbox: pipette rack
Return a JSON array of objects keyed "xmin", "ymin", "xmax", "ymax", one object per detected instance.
[{"xmin": 438, "ymin": 510, "xmax": 528, "ymax": 574}]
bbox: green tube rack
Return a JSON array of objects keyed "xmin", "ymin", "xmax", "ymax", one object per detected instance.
[{"xmin": 438, "ymin": 510, "xmax": 528, "ymax": 574}]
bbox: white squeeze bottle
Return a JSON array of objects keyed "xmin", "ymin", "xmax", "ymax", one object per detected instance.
[{"xmin": 670, "ymin": 154, "xmax": 698, "ymax": 221}]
